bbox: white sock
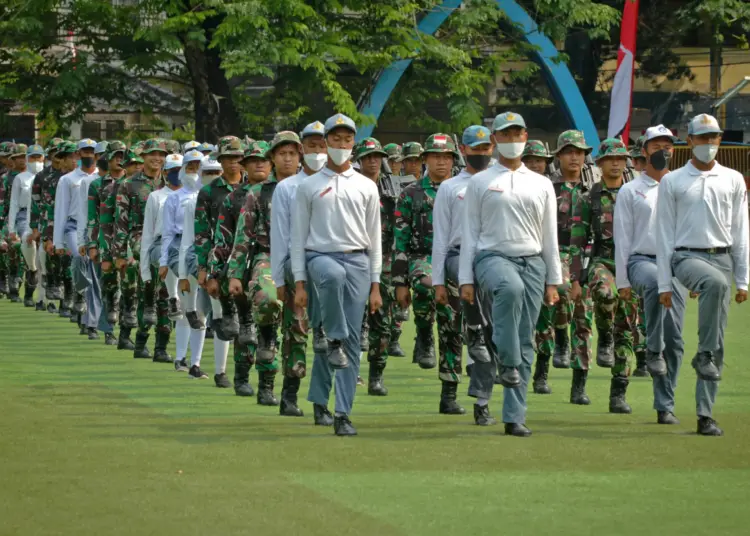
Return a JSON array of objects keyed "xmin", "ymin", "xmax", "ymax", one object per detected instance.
[
  {"xmin": 210, "ymin": 296, "xmax": 223, "ymax": 319},
  {"xmin": 476, "ymin": 398, "xmax": 489, "ymax": 407},
  {"xmin": 175, "ymin": 318, "xmax": 190, "ymax": 360},
  {"xmin": 189, "ymin": 327, "xmax": 206, "ymax": 367},
  {"xmin": 166, "ymin": 271, "xmax": 178, "ymax": 300},
  {"xmin": 214, "ymin": 338, "xmax": 230, "ymax": 374}
]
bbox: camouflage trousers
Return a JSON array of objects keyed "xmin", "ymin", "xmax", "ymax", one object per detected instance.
[
  {"xmin": 131, "ymin": 241, "xmax": 170, "ymax": 334},
  {"xmin": 278, "ymin": 258, "xmax": 308, "ymax": 378},
  {"xmin": 249, "ymin": 253, "xmax": 281, "ymax": 326},
  {"xmin": 101, "ymin": 264, "xmax": 138, "ymax": 326},
  {"xmin": 231, "ymin": 271, "xmax": 279, "ymax": 374},
  {"xmin": 633, "ymin": 297, "xmax": 647, "ymax": 353},
  {"xmin": 407, "ymin": 255, "xmax": 462, "ymax": 383},
  {"xmin": 589, "ymin": 261, "xmax": 636, "ymax": 377},
  {"xmin": 367, "ymin": 270, "xmax": 395, "ymax": 366},
  {"xmin": 8, "ymin": 241, "xmax": 26, "ymax": 285}
]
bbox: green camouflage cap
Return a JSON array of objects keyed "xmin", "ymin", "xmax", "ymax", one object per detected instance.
[
  {"xmin": 595, "ymin": 138, "xmax": 630, "ymax": 161},
  {"xmin": 141, "ymin": 138, "xmax": 168, "ymax": 155},
  {"xmin": 522, "ymin": 140, "xmax": 553, "ymax": 160},
  {"xmin": 630, "ymin": 135, "xmax": 647, "ymax": 159},
  {"xmin": 383, "ymin": 143, "xmax": 402, "ymax": 160},
  {"xmin": 106, "ymin": 140, "xmax": 127, "ymax": 160},
  {"xmin": 243, "ymin": 140, "xmax": 270, "ymax": 160},
  {"xmin": 0, "ymin": 141, "xmax": 12, "ymax": 156},
  {"xmin": 400, "ymin": 141, "xmax": 423, "ymax": 161},
  {"xmin": 423, "ymin": 133, "xmax": 458, "ymax": 156},
  {"xmin": 124, "ymin": 149, "xmax": 144, "ymax": 165},
  {"xmin": 165, "ymin": 139, "xmax": 181, "ymax": 155},
  {"xmin": 11, "ymin": 143, "xmax": 29, "ymax": 158},
  {"xmin": 56, "ymin": 141, "xmax": 78, "ymax": 155},
  {"xmin": 354, "ymin": 137, "xmax": 388, "ymax": 161},
  {"xmin": 553, "ymin": 129, "xmax": 592, "ymax": 155},
  {"xmin": 268, "ymin": 130, "xmax": 302, "ymax": 154},
  {"xmin": 218, "ymin": 136, "xmax": 245, "ymax": 158},
  {"xmin": 45, "ymin": 137, "xmax": 65, "ymax": 156}
]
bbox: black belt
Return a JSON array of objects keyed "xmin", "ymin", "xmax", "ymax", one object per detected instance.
[
  {"xmin": 633, "ymin": 252, "xmax": 656, "ymax": 259},
  {"xmin": 676, "ymin": 247, "xmax": 730, "ymax": 254},
  {"xmin": 306, "ymin": 249, "xmax": 366, "ymax": 255}
]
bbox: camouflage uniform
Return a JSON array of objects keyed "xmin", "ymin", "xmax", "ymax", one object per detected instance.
[
  {"xmin": 521, "ymin": 140, "xmax": 554, "ymax": 177},
  {"xmin": 393, "ymin": 134, "xmax": 463, "ymax": 395},
  {"xmin": 570, "ymin": 138, "xmax": 636, "ymax": 413},
  {"xmin": 0, "ymin": 142, "xmax": 16, "ymax": 294}
]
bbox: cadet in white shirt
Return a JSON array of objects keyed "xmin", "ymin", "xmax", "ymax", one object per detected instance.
[
  {"xmin": 459, "ymin": 112, "xmax": 561, "ymax": 437},
  {"xmin": 432, "ymin": 125, "xmax": 495, "ymax": 425},
  {"xmin": 291, "ymin": 113, "xmax": 382, "ymax": 436},
  {"xmin": 656, "ymin": 113, "xmax": 749, "ymax": 436},
  {"xmin": 614, "ymin": 125, "xmax": 687, "ymax": 425}
]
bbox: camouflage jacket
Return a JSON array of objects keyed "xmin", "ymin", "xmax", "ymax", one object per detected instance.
[
  {"xmin": 113, "ymin": 171, "xmax": 160, "ymax": 259},
  {"xmin": 208, "ymin": 182, "xmax": 255, "ymax": 277},
  {"xmin": 226, "ymin": 190, "xmax": 259, "ymax": 281},
  {"xmin": 552, "ymin": 180, "xmax": 587, "ymax": 249},
  {"xmin": 30, "ymin": 166, "xmax": 53, "ymax": 232},
  {"xmin": 40, "ymin": 169, "xmax": 63, "ymax": 242},
  {"xmin": 99, "ymin": 176, "xmax": 128, "ymax": 260},
  {"xmin": 569, "ymin": 181, "xmax": 620, "ymax": 282},
  {"xmin": 392, "ymin": 175, "xmax": 440, "ymax": 285},
  {"xmin": 195, "ymin": 174, "xmax": 247, "ymax": 275},
  {"xmin": 0, "ymin": 170, "xmax": 20, "ymax": 231},
  {"xmin": 86, "ymin": 173, "xmax": 116, "ymax": 250},
  {"xmin": 378, "ymin": 174, "xmax": 397, "ymax": 270}
]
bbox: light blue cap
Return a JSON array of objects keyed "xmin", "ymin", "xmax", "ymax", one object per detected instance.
[
  {"xmin": 183, "ymin": 149, "xmax": 204, "ymax": 165},
  {"xmin": 164, "ymin": 153, "xmax": 183, "ymax": 170},
  {"xmin": 324, "ymin": 113, "xmax": 357, "ymax": 136},
  {"xmin": 94, "ymin": 140, "xmax": 109, "ymax": 154},
  {"xmin": 27, "ymin": 144, "xmax": 45, "ymax": 157},
  {"xmin": 688, "ymin": 114, "xmax": 723, "ymax": 136},
  {"xmin": 182, "ymin": 140, "xmax": 201, "ymax": 153},
  {"xmin": 462, "ymin": 125, "xmax": 492, "ymax": 147},
  {"xmin": 491, "ymin": 112, "xmax": 526, "ymax": 132},
  {"xmin": 301, "ymin": 121, "xmax": 325, "ymax": 139},
  {"xmin": 77, "ymin": 138, "xmax": 97, "ymax": 150},
  {"xmin": 198, "ymin": 142, "xmax": 214, "ymax": 153}
]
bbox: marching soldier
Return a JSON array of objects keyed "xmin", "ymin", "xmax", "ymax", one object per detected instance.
[
  {"xmin": 384, "ymin": 143, "xmax": 402, "ymax": 176},
  {"xmin": 1, "ymin": 143, "xmax": 29, "ymax": 303},
  {"xmin": 521, "ymin": 140, "xmax": 554, "ymax": 177}
]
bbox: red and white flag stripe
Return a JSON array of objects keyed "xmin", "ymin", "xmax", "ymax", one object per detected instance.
[{"xmin": 607, "ymin": 0, "xmax": 640, "ymax": 143}]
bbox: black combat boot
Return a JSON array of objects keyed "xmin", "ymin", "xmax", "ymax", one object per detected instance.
[
  {"xmin": 256, "ymin": 325, "xmax": 278, "ymax": 364},
  {"xmin": 105, "ymin": 288, "xmax": 120, "ymax": 324},
  {"xmin": 609, "ymin": 376, "xmax": 632, "ymax": 414},
  {"xmin": 133, "ymin": 330, "xmax": 152, "ymax": 359},
  {"xmin": 217, "ymin": 295, "xmax": 239, "ymax": 340},
  {"xmin": 279, "ymin": 376, "xmax": 304, "ymax": 417},
  {"xmin": 532, "ymin": 354, "xmax": 552, "ymax": 394},
  {"xmin": 152, "ymin": 331, "xmax": 173, "ymax": 363},
  {"xmin": 388, "ymin": 336, "xmax": 405, "ymax": 357},
  {"xmin": 35, "ymin": 300, "xmax": 45, "ymax": 311},
  {"xmin": 632, "ymin": 350, "xmax": 649, "ymax": 377},
  {"xmin": 256, "ymin": 370, "xmax": 279, "ymax": 406},
  {"xmin": 0, "ymin": 272, "xmax": 7, "ymax": 296},
  {"xmin": 47, "ymin": 302, "xmax": 57, "ymax": 314},
  {"xmin": 596, "ymin": 330, "xmax": 615, "ymax": 368},
  {"xmin": 23, "ymin": 285, "xmax": 36, "ymax": 307},
  {"xmin": 233, "ymin": 361, "xmax": 255, "ymax": 397},
  {"xmin": 473, "ymin": 403, "xmax": 497, "ymax": 426},
  {"xmin": 236, "ymin": 295, "xmax": 256, "ymax": 346},
  {"xmin": 8, "ymin": 279, "xmax": 21, "ymax": 303},
  {"xmin": 313, "ymin": 404, "xmax": 334, "ymax": 426},
  {"xmin": 367, "ymin": 362, "xmax": 388, "ymax": 396},
  {"xmin": 141, "ymin": 281, "xmax": 157, "ymax": 327},
  {"xmin": 121, "ymin": 294, "xmax": 138, "ymax": 328},
  {"xmin": 570, "ymin": 369, "xmax": 591, "ymax": 405},
  {"xmin": 552, "ymin": 328, "xmax": 571, "ymax": 368},
  {"xmin": 118, "ymin": 327, "xmax": 135, "ymax": 351},
  {"xmin": 72, "ymin": 291, "xmax": 86, "ymax": 315},
  {"xmin": 104, "ymin": 332, "xmax": 117, "ymax": 346},
  {"xmin": 439, "ymin": 381, "xmax": 465, "ymax": 415},
  {"xmin": 415, "ymin": 326, "xmax": 436, "ymax": 369},
  {"xmin": 45, "ymin": 271, "xmax": 62, "ymax": 300}
]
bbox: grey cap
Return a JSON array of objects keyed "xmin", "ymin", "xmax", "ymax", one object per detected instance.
[
  {"xmin": 688, "ymin": 114, "xmax": 723, "ymax": 136},
  {"xmin": 492, "ymin": 111, "xmax": 526, "ymax": 132},
  {"xmin": 301, "ymin": 121, "xmax": 325, "ymax": 139},
  {"xmin": 324, "ymin": 113, "xmax": 357, "ymax": 135}
]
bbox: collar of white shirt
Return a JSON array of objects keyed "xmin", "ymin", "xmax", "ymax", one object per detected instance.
[
  {"xmin": 321, "ymin": 165, "xmax": 356, "ymax": 178},
  {"xmin": 639, "ymin": 171, "xmax": 659, "ymax": 186},
  {"xmin": 491, "ymin": 162, "xmax": 531, "ymax": 175},
  {"xmin": 686, "ymin": 160, "xmax": 722, "ymax": 177}
]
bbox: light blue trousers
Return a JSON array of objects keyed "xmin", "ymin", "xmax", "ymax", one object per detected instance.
[
  {"xmin": 628, "ymin": 255, "xmax": 686, "ymax": 413},
  {"xmin": 305, "ymin": 251, "xmax": 370, "ymax": 415},
  {"xmin": 474, "ymin": 250, "xmax": 545, "ymax": 424},
  {"xmin": 671, "ymin": 250, "xmax": 733, "ymax": 418}
]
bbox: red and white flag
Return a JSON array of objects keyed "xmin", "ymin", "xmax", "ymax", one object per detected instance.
[{"xmin": 607, "ymin": 0, "xmax": 640, "ymax": 142}]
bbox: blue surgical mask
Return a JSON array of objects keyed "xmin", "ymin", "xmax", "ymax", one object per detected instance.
[{"xmin": 166, "ymin": 168, "xmax": 181, "ymax": 186}]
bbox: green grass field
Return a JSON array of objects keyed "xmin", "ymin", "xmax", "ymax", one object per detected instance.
[{"xmin": 1, "ymin": 297, "xmax": 750, "ymax": 536}]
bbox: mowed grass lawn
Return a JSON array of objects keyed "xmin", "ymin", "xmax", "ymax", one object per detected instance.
[{"xmin": 1, "ymin": 296, "xmax": 750, "ymax": 536}]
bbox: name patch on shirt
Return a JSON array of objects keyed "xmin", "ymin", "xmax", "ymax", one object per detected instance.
[
  {"xmin": 488, "ymin": 185, "xmax": 504, "ymax": 193},
  {"xmin": 319, "ymin": 186, "xmax": 333, "ymax": 198},
  {"xmin": 636, "ymin": 190, "xmax": 647, "ymax": 199}
]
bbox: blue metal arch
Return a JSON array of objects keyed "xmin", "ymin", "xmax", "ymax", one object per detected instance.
[{"xmin": 356, "ymin": 0, "xmax": 600, "ymax": 152}]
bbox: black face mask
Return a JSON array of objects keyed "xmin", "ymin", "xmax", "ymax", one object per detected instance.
[
  {"xmin": 466, "ymin": 154, "xmax": 492, "ymax": 172},
  {"xmin": 97, "ymin": 157, "xmax": 109, "ymax": 171},
  {"xmin": 80, "ymin": 156, "xmax": 95, "ymax": 168},
  {"xmin": 649, "ymin": 150, "xmax": 671, "ymax": 172}
]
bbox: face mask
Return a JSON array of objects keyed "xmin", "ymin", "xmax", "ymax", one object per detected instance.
[
  {"xmin": 304, "ymin": 152, "xmax": 327, "ymax": 172},
  {"xmin": 181, "ymin": 171, "xmax": 200, "ymax": 190},
  {"xmin": 465, "ymin": 154, "xmax": 491, "ymax": 172},
  {"xmin": 80, "ymin": 156, "xmax": 95, "ymax": 168},
  {"xmin": 97, "ymin": 157, "xmax": 109, "ymax": 172},
  {"xmin": 649, "ymin": 149, "xmax": 671, "ymax": 171},
  {"xmin": 495, "ymin": 142, "xmax": 526, "ymax": 159},
  {"xmin": 327, "ymin": 147, "xmax": 352, "ymax": 166},
  {"xmin": 692, "ymin": 144, "xmax": 719, "ymax": 164},
  {"xmin": 28, "ymin": 161, "xmax": 43, "ymax": 174},
  {"xmin": 166, "ymin": 168, "xmax": 181, "ymax": 186}
]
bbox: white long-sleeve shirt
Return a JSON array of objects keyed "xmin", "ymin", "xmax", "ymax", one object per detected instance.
[
  {"xmin": 178, "ymin": 195, "xmax": 198, "ymax": 279},
  {"xmin": 290, "ymin": 166, "xmax": 381, "ymax": 283},
  {"xmin": 160, "ymin": 187, "xmax": 195, "ymax": 268},
  {"xmin": 613, "ymin": 172, "xmax": 661, "ymax": 289},
  {"xmin": 270, "ymin": 169, "xmax": 309, "ymax": 288},
  {"xmin": 8, "ymin": 171, "xmax": 36, "ymax": 236},
  {"xmin": 140, "ymin": 187, "xmax": 177, "ymax": 281},
  {"xmin": 53, "ymin": 168, "xmax": 97, "ymax": 249},
  {"xmin": 458, "ymin": 163, "xmax": 562, "ymax": 286},
  {"xmin": 431, "ymin": 169, "xmax": 471, "ymax": 286},
  {"xmin": 656, "ymin": 161, "xmax": 749, "ymax": 292}
]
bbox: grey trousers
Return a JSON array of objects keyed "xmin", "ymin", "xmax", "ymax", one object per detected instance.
[
  {"xmin": 672, "ymin": 250, "xmax": 733, "ymax": 418},
  {"xmin": 628, "ymin": 255, "xmax": 686, "ymax": 413},
  {"xmin": 474, "ymin": 250, "xmax": 546, "ymax": 424},
  {"xmin": 305, "ymin": 251, "xmax": 370, "ymax": 415},
  {"xmin": 64, "ymin": 219, "xmax": 108, "ymax": 331}
]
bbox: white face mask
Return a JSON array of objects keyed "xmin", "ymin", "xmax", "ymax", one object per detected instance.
[
  {"xmin": 303, "ymin": 152, "xmax": 327, "ymax": 172},
  {"xmin": 495, "ymin": 142, "xmax": 526, "ymax": 159},
  {"xmin": 28, "ymin": 161, "xmax": 43, "ymax": 174},
  {"xmin": 327, "ymin": 147, "xmax": 352, "ymax": 166},
  {"xmin": 692, "ymin": 144, "xmax": 719, "ymax": 164},
  {"xmin": 181, "ymin": 170, "xmax": 201, "ymax": 191}
]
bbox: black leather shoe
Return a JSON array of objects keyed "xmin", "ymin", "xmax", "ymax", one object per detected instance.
[
  {"xmin": 313, "ymin": 404, "xmax": 334, "ymax": 426},
  {"xmin": 657, "ymin": 411, "xmax": 680, "ymax": 425},
  {"xmin": 35, "ymin": 301, "xmax": 45, "ymax": 311},
  {"xmin": 552, "ymin": 328, "xmax": 571, "ymax": 369},
  {"xmin": 87, "ymin": 328, "xmax": 100, "ymax": 340},
  {"xmin": 334, "ymin": 415, "xmax": 357, "ymax": 436},
  {"xmin": 312, "ymin": 326, "xmax": 327, "ymax": 353},
  {"xmin": 327, "ymin": 340, "xmax": 348, "ymax": 369},
  {"xmin": 504, "ymin": 423, "xmax": 532, "ymax": 437},
  {"xmin": 646, "ymin": 350, "xmax": 667, "ymax": 376},
  {"xmin": 79, "ymin": 325, "xmax": 87, "ymax": 336},
  {"xmin": 47, "ymin": 302, "xmax": 57, "ymax": 314},
  {"xmin": 692, "ymin": 352, "xmax": 721, "ymax": 381},
  {"xmin": 473, "ymin": 404, "xmax": 497, "ymax": 426},
  {"xmin": 214, "ymin": 373, "xmax": 232, "ymax": 388},
  {"xmin": 105, "ymin": 332, "xmax": 117, "ymax": 346},
  {"xmin": 466, "ymin": 326, "xmax": 491, "ymax": 363},
  {"xmin": 697, "ymin": 416, "xmax": 723, "ymax": 436},
  {"xmin": 498, "ymin": 366, "xmax": 521, "ymax": 388},
  {"xmin": 167, "ymin": 297, "xmax": 183, "ymax": 321}
]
